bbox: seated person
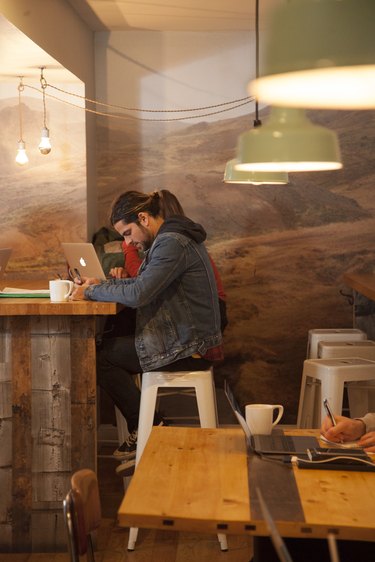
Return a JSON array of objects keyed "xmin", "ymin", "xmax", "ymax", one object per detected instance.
[
  {"xmin": 71, "ymin": 189, "xmax": 224, "ymax": 476},
  {"xmin": 321, "ymin": 411, "xmax": 375, "ymax": 452}
]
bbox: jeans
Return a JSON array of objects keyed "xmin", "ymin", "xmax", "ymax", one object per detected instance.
[{"xmin": 97, "ymin": 335, "xmax": 212, "ymax": 433}]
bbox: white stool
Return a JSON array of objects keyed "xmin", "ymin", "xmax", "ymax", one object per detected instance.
[
  {"xmin": 127, "ymin": 368, "xmax": 227, "ymax": 552},
  {"xmin": 307, "ymin": 328, "xmax": 367, "ymax": 359},
  {"xmin": 297, "ymin": 358, "xmax": 375, "ymax": 428},
  {"xmin": 318, "ymin": 340, "xmax": 375, "ymax": 417}
]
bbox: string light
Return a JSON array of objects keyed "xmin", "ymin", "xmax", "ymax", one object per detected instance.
[
  {"xmin": 38, "ymin": 67, "xmax": 51, "ymax": 155},
  {"xmin": 15, "ymin": 77, "xmax": 28, "ymax": 166},
  {"xmin": 23, "ymin": 73, "xmax": 253, "ymax": 122}
]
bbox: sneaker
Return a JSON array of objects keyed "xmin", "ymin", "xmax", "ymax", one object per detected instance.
[
  {"xmin": 113, "ymin": 429, "xmax": 138, "ymax": 460},
  {"xmin": 116, "ymin": 458, "xmax": 136, "ymax": 477}
]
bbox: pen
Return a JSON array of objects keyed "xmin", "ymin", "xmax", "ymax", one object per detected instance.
[{"xmin": 323, "ymin": 398, "xmax": 337, "ymax": 427}]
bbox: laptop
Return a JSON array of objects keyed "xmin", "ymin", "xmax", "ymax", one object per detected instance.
[
  {"xmin": 0, "ymin": 248, "xmax": 12, "ymax": 280},
  {"xmin": 224, "ymin": 380, "xmax": 319, "ymax": 456},
  {"xmin": 61, "ymin": 243, "xmax": 106, "ymax": 281}
]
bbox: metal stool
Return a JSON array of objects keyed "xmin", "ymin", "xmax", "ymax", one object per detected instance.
[
  {"xmin": 297, "ymin": 358, "xmax": 375, "ymax": 428},
  {"xmin": 127, "ymin": 368, "xmax": 227, "ymax": 552},
  {"xmin": 306, "ymin": 328, "xmax": 367, "ymax": 359},
  {"xmin": 317, "ymin": 340, "xmax": 375, "ymax": 417}
]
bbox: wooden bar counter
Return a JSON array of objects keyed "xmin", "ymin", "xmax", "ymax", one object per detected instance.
[
  {"xmin": 0, "ymin": 281, "xmax": 121, "ymax": 552},
  {"xmin": 343, "ymin": 270, "xmax": 375, "ymax": 302}
]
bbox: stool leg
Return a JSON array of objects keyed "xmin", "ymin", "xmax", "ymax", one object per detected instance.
[
  {"xmin": 218, "ymin": 533, "xmax": 228, "ymax": 551},
  {"xmin": 347, "ymin": 380, "xmax": 375, "ymax": 418},
  {"xmin": 319, "ymin": 379, "xmax": 344, "ymax": 426},
  {"xmin": 195, "ymin": 380, "xmax": 218, "ymax": 427},
  {"xmin": 297, "ymin": 374, "xmax": 317, "ymax": 428},
  {"xmin": 127, "ymin": 527, "xmax": 138, "ymax": 551},
  {"xmin": 127, "ymin": 377, "xmax": 159, "ymax": 551}
]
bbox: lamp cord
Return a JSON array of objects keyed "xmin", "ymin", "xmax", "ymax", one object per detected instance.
[
  {"xmin": 254, "ymin": 0, "xmax": 261, "ymax": 128},
  {"xmin": 40, "ymin": 67, "xmax": 48, "ymax": 129},
  {"xmin": 17, "ymin": 77, "xmax": 24, "ymax": 142}
]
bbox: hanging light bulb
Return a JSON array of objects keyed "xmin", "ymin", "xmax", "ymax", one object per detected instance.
[
  {"xmin": 250, "ymin": 0, "xmax": 375, "ymax": 109},
  {"xmin": 38, "ymin": 67, "xmax": 51, "ymax": 155},
  {"xmin": 15, "ymin": 77, "xmax": 28, "ymax": 166},
  {"xmin": 236, "ymin": 106, "xmax": 342, "ymax": 172},
  {"xmin": 16, "ymin": 140, "xmax": 29, "ymax": 166},
  {"xmin": 39, "ymin": 126, "xmax": 51, "ymax": 155}
]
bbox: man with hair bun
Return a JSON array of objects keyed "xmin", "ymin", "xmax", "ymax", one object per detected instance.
[{"xmin": 71, "ymin": 189, "xmax": 223, "ymax": 475}]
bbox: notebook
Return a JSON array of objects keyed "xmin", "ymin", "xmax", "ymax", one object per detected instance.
[
  {"xmin": 61, "ymin": 243, "xmax": 106, "ymax": 280},
  {"xmin": 224, "ymin": 380, "xmax": 319, "ymax": 455},
  {"xmin": 0, "ymin": 248, "xmax": 12, "ymax": 280}
]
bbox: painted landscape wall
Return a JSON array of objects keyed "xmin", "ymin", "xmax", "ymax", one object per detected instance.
[
  {"xmin": 95, "ymin": 31, "xmax": 375, "ymax": 421},
  {"xmin": 1, "ymin": 30, "xmax": 374, "ymax": 422}
]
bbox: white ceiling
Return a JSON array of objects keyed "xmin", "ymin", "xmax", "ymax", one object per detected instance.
[
  {"xmin": 0, "ymin": 0, "xmax": 284, "ymax": 87},
  {"xmin": 67, "ymin": 0, "xmax": 284, "ymax": 32}
]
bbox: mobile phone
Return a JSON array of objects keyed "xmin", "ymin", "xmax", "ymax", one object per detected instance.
[
  {"xmin": 323, "ymin": 398, "xmax": 336, "ymax": 427},
  {"xmin": 73, "ymin": 268, "xmax": 83, "ymax": 284}
]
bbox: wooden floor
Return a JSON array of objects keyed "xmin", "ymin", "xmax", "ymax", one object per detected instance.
[{"xmin": 2, "ymin": 391, "xmax": 253, "ymax": 561}]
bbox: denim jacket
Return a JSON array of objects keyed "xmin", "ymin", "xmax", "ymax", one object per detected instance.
[{"xmin": 84, "ymin": 216, "xmax": 222, "ymax": 370}]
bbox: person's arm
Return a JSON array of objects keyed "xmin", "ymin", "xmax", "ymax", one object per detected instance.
[
  {"xmin": 80, "ymin": 235, "xmax": 192, "ymax": 307},
  {"xmin": 208, "ymin": 255, "xmax": 226, "ymax": 300},
  {"xmin": 321, "ymin": 414, "xmax": 366, "ymax": 443},
  {"xmin": 122, "ymin": 241, "xmax": 143, "ymax": 277}
]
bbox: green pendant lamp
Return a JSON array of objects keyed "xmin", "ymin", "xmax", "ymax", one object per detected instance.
[
  {"xmin": 224, "ymin": 158, "xmax": 288, "ymax": 185},
  {"xmin": 235, "ymin": 106, "xmax": 342, "ymax": 172},
  {"xmin": 251, "ymin": 0, "xmax": 375, "ymax": 109}
]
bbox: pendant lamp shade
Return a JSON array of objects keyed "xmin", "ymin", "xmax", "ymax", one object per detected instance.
[
  {"xmin": 235, "ymin": 107, "xmax": 342, "ymax": 172},
  {"xmin": 250, "ymin": 0, "xmax": 375, "ymax": 109},
  {"xmin": 224, "ymin": 159, "xmax": 288, "ymax": 185}
]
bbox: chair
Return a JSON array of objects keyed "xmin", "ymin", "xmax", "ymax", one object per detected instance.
[
  {"xmin": 127, "ymin": 367, "xmax": 228, "ymax": 552},
  {"xmin": 297, "ymin": 358, "xmax": 375, "ymax": 428},
  {"xmin": 63, "ymin": 469, "xmax": 101, "ymax": 562}
]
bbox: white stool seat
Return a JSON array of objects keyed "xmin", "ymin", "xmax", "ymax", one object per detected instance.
[
  {"xmin": 297, "ymin": 358, "xmax": 375, "ymax": 428},
  {"xmin": 318, "ymin": 340, "xmax": 375, "ymax": 360},
  {"xmin": 317, "ymin": 340, "xmax": 375, "ymax": 418},
  {"xmin": 307, "ymin": 328, "xmax": 367, "ymax": 359},
  {"xmin": 127, "ymin": 368, "xmax": 227, "ymax": 552}
]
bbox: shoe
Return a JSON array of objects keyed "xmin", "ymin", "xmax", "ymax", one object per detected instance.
[
  {"xmin": 113, "ymin": 418, "xmax": 168, "ymax": 460},
  {"xmin": 113, "ymin": 429, "xmax": 138, "ymax": 460},
  {"xmin": 116, "ymin": 458, "xmax": 136, "ymax": 477}
]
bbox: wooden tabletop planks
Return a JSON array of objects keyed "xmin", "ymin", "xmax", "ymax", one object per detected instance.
[
  {"xmin": 118, "ymin": 426, "xmax": 251, "ymax": 534},
  {"xmin": 118, "ymin": 426, "xmax": 375, "ymax": 541}
]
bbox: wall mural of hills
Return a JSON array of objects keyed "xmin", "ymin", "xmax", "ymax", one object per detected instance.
[
  {"xmin": 97, "ymin": 108, "xmax": 375, "ymax": 421},
  {"xmin": 1, "ymin": 91, "xmax": 374, "ymax": 420}
]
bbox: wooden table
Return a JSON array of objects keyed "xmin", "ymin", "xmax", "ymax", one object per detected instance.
[
  {"xmin": 118, "ymin": 426, "xmax": 375, "ymax": 542},
  {"xmin": 0, "ymin": 281, "xmax": 121, "ymax": 552},
  {"xmin": 343, "ymin": 270, "xmax": 375, "ymax": 302}
]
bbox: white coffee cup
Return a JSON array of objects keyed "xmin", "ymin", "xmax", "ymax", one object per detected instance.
[
  {"xmin": 49, "ymin": 279, "xmax": 74, "ymax": 302},
  {"xmin": 245, "ymin": 404, "xmax": 284, "ymax": 435}
]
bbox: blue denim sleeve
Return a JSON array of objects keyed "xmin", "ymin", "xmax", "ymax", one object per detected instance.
[{"xmin": 84, "ymin": 235, "xmax": 187, "ymax": 307}]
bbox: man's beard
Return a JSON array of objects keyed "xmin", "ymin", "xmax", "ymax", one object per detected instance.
[{"xmin": 138, "ymin": 223, "xmax": 154, "ymax": 251}]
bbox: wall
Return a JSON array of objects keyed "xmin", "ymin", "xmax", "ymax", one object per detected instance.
[
  {"xmin": 0, "ymin": 0, "xmax": 97, "ymax": 239},
  {"xmin": 94, "ymin": 30, "xmax": 375, "ymax": 421}
]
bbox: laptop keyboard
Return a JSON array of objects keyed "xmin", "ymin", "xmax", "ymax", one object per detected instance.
[{"xmin": 261, "ymin": 434, "xmax": 296, "ymax": 452}]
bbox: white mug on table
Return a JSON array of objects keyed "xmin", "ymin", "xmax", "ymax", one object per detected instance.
[
  {"xmin": 245, "ymin": 403, "xmax": 284, "ymax": 435},
  {"xmin": 49, "ymin": 279, "xmax": 74, "ymax": 302}
]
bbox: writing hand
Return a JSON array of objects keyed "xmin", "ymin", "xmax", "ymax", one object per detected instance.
[{"xmin": 321, "ymin": 414, "xmax": 366, "ymax": 443}]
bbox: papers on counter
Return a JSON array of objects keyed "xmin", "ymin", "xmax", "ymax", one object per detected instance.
[
  {"xmin": 0, "ymin": 287, "xmax": 50, "ymax": 298},
  {"xmin": 319, "ymin": 434, "xmax": 361, "ymax": 448}
]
